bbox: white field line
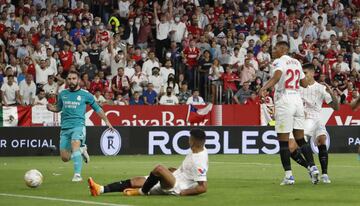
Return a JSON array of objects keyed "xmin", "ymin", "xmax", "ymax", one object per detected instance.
[
  {"xmin": 0, "ymin": 193, "xmax": 131, "ymax": 206},
  {"xmin": 211, "ymin": 161, "xmax": 360, "ymax": 168}
]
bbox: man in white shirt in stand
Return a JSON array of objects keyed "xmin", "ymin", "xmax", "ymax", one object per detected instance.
[
  {"xmin": 186, "ymin": 89, "xmax": 205, "ymax": 105},
  {"xmin": 154, "ymin": 1, "xmax": 172, "ymax": 62},
  {"xmin": 19, "ymin": 74, "xmax": 36, "ymax": 105},
  {"xmin": 170, "ymin": 14, "xmax": 187, "ymax": 45},
  {"xmin": 332, "ymin": 54, "xmax": 350, "ymax": 74},
  {"xmin": 320, "ymin": 23, "xmax": 337, "ymax": 42},
  {"xmin": 159, "ymin": 87, "xmax": 179, "ymax": 105},
  {"xmin": 1, "ymin": 75, "xmax": 20, "ymax": 106},
  {"xmin": 142, "ymin": 51, "xmax": 160, "ymax": 77}
]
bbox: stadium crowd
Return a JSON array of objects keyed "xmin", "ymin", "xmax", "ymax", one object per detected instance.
[{"xmin": 0, "ymin": 0, "xmax": 359, "ymax": 106}]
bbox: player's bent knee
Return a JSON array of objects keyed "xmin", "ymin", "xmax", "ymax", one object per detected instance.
[
  {"xmin": 61, "ymin": 156, "xmax": 70, "ymax": 162},
  {"xmin": 288, "ymin": 140, "xmax": 297, "ymax": 153},
  {"xmin": 317, "ymin": 135, "xmax": 327, "ymax": 145},
  {"xmin": 153, "ymin": 164, "xmax": 166, "ymax": 174}
]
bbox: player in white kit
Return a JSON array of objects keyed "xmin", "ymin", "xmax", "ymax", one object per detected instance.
[
  {"xmin": 288, "ymin": 63, "xmax": 339, "ymax": 184},
  {"xmin": 88, "ymin": 128, "xmax": 208, "ymax": 196},
  {"xmin": 259, "ymin": 41, "xmax": 319, "ymax": 185}
]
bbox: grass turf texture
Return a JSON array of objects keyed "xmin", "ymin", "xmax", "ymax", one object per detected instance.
[{"xmin": 0, "ymin": 154, "xmax": 359, "ymax": 206}]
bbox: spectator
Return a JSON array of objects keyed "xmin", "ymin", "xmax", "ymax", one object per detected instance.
[
  {"xmin": 74, "ymin": 44, "xmax": 89, "ymax": 68},
  {"xmin": 351, "ymin": 45, "xmax": 360, "ymax": 72},
  {"xmin": 111, "ymin": 67, "xmax": 130, "ymax": 98},
  {"xmin": 43, "ymin": 75, "xmax": 57, "ymax": 96},
  {"xmin": 90, "ymin": 74, "xmax": 105, "ymax": 94},
  {"xmin": 143, "ymin": 83, "xmax": 158, "ymax": 105},
  {"xmin": 222, "ymin": 66, "xmax": 240, "ymax": 104},
  {"xmin": 130, "ymin": 64, "xmax": 148, "ymax": 95},
  {"xmin": 320, "ymin": 23, "xmax": 337, "ymax": 41},
  {"xmin": 34, "ymin": 89, "xmax": 48, "ymax": 105},
  {"xmin": 244, "ymin": 91, "xmax": 260, "ymax": 105},
  {"xmin": 79, "ymin": 56, "xmax": 98, "ymax": 81},
  {"xmin": 142, "ymin": 51, "xmax": 160, "ymax": 77},
  {"xmin": 162, "ymin": 74, "xmax": 179, "ymax": 95},
  {"xmin": 110, "ymin": 48, "xmax": 127, "ymax": 79},
  {"xmin": 148, "ymin": 67, "xmax": 163, "ymax": 95},
  {"xmin": 129, "ymin": 91, "xmax": 144, "ymax": 105},
  {"xmin": 154, "ymin": 1, "xmax": 173, "ymax": 62},
  {"xmin": 1, "ymin": 75, "xmax": 20, "ymax": 106},
  {"xmin": 137, "ymin": 17, "xmax": 152, "ymax": 49},
  {"xmin": 103, "ymin": 91, "xmax": 114, "ymax": 105},
  {"xmin": 183, "ymin": 39, "xmax": 201, "ymax": 89},
  {"xmin": 159, "ymin": 86, "xmax": 178, "ymax": 105},
  {"xmin": 59, "ymin": 42, "xmax": 74, "ymax": 73},
  {"xmin": 33, "ymin": 56, "xmax": 55, "ymax": 87},
  {"xmin": 299, "ymin": 17, "xmax": 317, "ymax": 40},
  {"xmin": 114, "ymin": 94, "xmax": 129, "ymax": 106},
  {"xmin": 186, "ymin": 89, "xmax": 205, "ymax": 105},
  {"xmin": 233, "ymin": 81, "xmax": 252, "ymax": 104},
  {"xmin": 19, "ymin": 74, "xmax": 36, "ymax": 105},
  {"xmin": 94, "ymin": 90, "xmax": 106, "ymax": 106},
  {"xmin": 240, "ymin": 58, "xmax": 256, "ymax": 85},
  {"xmin": 178, "ymin": 82, "xmax": 192, "ymax": 105},
  {"xmin": 332, "ymin": 54, "xmax": 350, "ymax": 74},
  {"xmin": 80, "ymin": 73, "xmax": 91, "ymax": 91},
  {"xmin": 209, "ymin": 58, "xmax": 224, "ymax": 103},
  {"xmin": 160, "ymin": 60, "xmax": 175, "ymax": 84}
]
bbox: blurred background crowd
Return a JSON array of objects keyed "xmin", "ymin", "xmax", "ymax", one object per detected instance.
[{"xmin": 0, "ymin": 0, "xmax": 359, "ymax": 107}]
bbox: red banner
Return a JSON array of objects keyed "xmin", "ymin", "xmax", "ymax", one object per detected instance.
[
  {"xmin": 85, "ymin": 105, "xmax": 260, "ymax": 126},
  {"xmin": 1, "ymin": 104, "xmax": 358, "ymax": 127},
  {"xmin": 321, "ymin": 105, "xmax": 360, "ymax": 126}
]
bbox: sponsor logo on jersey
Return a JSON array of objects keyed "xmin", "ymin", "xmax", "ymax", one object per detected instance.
[
  {"xmin": 198, "ymin": 168, "xmax": 207, "ymax": 175},
  {"xmin": 100, "ymin": 129, "xmax": 122, "ymax": 156}
]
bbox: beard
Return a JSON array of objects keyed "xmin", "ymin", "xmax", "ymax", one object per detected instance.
[{"xmin": 69, "ymin": 82, "xmax": 78, "ymax": 91}]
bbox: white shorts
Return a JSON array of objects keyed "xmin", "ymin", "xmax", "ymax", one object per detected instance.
[
  {"xmin": 147, "ymin": 177, "xmax": 195, "ymax": 196},
  {"xmin": 289, "ymin": 118, "xmax": 330, "ymax": 153},
  {"xmin": 275, "ymin": 94, "xmax": 305, "ymax": 133}
]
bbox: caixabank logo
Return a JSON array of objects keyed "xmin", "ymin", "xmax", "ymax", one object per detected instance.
[{"xmin": 100, "ymin": 128, "xmax": 122, "ymax": 156}]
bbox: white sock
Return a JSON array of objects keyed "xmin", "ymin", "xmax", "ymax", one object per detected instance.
[
  {"xmin": 285, "ymin": 170, "xmax": 293, "ymax": 178},
  {"xmin": 138, "ymin": 188, "xmax": 144, "ymax": 195},
  {"xmin": 100, "ymin": 186, "xmax": 104, "ymax": 194}
]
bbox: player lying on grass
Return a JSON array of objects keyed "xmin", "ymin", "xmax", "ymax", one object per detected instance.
[
  {"xmin": 288, "ymin": 63, "xmax": 339, "ymax": 184},
  {"xmin": 47, "ymin": 71, "xmax": 113, "ymax": 182},
  {"xmin": 88, "ymin": 128, "xmax": 208, "ymax": 196}
]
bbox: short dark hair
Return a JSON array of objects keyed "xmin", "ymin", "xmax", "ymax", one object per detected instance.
[
  {"xmin": 68, "ymin": 70, "xmax": 80, "ymax": 77},
  {"xmin": 190, "ymin": 128, "xmax": 206, "ymax": 142},
  {"xmin": 276, "ymin": 41, "xmax": 290, "ymax": 49},
  {"xmin": 303, "ymin": 63, "xmax": 315, "ymax": 71}
]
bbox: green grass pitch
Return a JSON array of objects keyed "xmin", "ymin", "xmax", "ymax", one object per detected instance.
[{"xmin": 0, "ymin": 154, "xmax": 359, "ymax": 206}]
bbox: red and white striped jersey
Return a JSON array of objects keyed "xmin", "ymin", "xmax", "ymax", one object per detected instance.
[{"xmin": 300, "ymin": 82, "xmax": 333, "ymax": 119}]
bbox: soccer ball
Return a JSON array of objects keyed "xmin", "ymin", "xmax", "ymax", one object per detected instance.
[{"xmin": 24, "ymin": 169, "xmax": 43, "ymax": 188}]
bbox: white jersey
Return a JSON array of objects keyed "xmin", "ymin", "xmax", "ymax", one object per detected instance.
[
  {"xmin": 300, "ymin": 82, "xmax": 332, "ymax": 120},
  {"xmin": 272, "ymin": 55, "xmax": 305, "ymax": 102},
  {"xmin": 173, "ymin": 148, "xmax": 208, "ymax": 188}
]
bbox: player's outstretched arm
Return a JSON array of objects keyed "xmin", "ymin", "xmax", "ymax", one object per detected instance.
[
  {"xmin": 180, "ymin": 181, "xmax": 207, "ymax": 196},
  {"xmin": 96, "ymin": 109, "xmax": 114, "ymax": 130},
  {"xmin": 47, "ymin": 104, "xmax": 61, "ymax": 113}
]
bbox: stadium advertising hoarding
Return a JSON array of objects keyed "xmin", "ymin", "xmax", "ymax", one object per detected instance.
[
  {"xmin": 0, "ymin": 105, "xmax": 358, "ymax": 126},
  {"xmin": 0, "ymin": 126, "xmax": 358, "ymax": 156}
]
